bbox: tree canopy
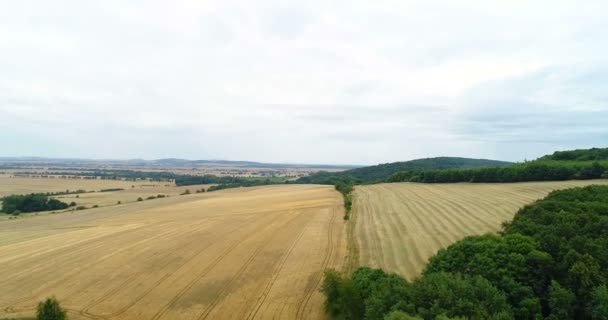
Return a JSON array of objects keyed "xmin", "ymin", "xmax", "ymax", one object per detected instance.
[{"xmin": 1, "ymin": 194, "xmax": 69, "ymax": 214}]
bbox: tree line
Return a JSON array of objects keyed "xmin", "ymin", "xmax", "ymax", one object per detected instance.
[
  {"xmin": 322, "ymin": 185, "xmax": 608, "ymax": 319},
  {"xmin": 388, "ymin": 161, "xmax": 608, "ymax": 183},
  {"xmin": 296, "ymin": 157, "xmax": 512, "ymax": 185},
  {"xmin": 335, "ymin": 181, "xmax": 354, "ymax": 220}
]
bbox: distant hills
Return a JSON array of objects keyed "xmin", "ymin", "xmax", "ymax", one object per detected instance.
[
  {"xmin": 295, "ymin": 157, "xmax": 512, "ymax": 184},
  {"xmin": 0, "ymin": 157, "xmax": 360, "ymax": 170}
]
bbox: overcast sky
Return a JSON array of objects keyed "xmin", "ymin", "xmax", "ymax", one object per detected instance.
[{"xmin": 1, "ymin": 1, "xmax": 607, "ymax": 165}]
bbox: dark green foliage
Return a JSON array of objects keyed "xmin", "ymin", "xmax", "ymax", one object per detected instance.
[
  {"xmin": 540, "ymin": 148, "xmax": 608, "ymax": 161},
  {"xmin": 36, "ymin": 296, "xmax": 66, "ymax": 320},
  {"xmin": 591, "ymin": 285, "xmax": 608, "ymax": 320},
  {"xmin": 425, "ymin": 234, "xmax": 548, "ymax": 318},
  {"xmin": 137, "ymin": 197, "xmax": 143, "ymax": 201},
  {"xmin": 389, "ymin": 161, "xmax": 608, "ymax": 183},
  {"xmin": 323, "ymin": 268, "xmax": 510, "ymax": 320},
  {"xmin": 383, "ymin": 311, "xmax": 422, "ymax": 320},
  {"xmin": 351, "ymin": 267, "xmax": 410, "ymax": 320},
  {"xmin": 1, "ymin": 194, "xmax": 69, "ymax": 214},
  {"xmin": 322, "ymin": 270, "xmax": 365, "ymax": 319},
  {"xmin": 297, "ymin": 157, "xmax": 511, "ymax": 185},
  {"xmin": 547, "ymin": 281, "xmax": 576, "ymax": 320},
  {"xmin": 406, "ymin": 272, "xmax": 511, "ymax": 319}
]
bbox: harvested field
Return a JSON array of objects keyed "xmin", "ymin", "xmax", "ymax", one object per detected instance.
[
  {"xmin": 352, "ymin": 180, "xmax": 608, "ymax": 280},
  {"xmin": 51, "ymin": 184, "xmax": 214, "ymax": 208},
  {"xmin": 0, "ymin": 176, "xmax": 160, "ymax": 197},
  {"xmin": 0, "ymin": 184, "xmax": 345, "ymax": 320}
]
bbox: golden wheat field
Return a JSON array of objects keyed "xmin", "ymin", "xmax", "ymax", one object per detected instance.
[
  {"xmin": 351, "ymin": 180, "xmax": 608, "ymax": 280},
  {"xmin": 0, "ymin": 184, "xmax": 345, "ymax": 320}
]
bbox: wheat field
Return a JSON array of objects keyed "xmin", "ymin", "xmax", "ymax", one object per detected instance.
[
  {"xmin": 0, "ymin": 184, "xmax": 345, "ymax": 320},
  {"xmin": 352, "ymin": 180, "xmax": 608, "ymax": 280}
]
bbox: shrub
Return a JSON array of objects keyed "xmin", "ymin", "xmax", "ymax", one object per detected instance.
[
  {"xmin": 92, "ymin": 205, "xmax": 99, "ymax": 208},
  {"xmin": 36, "ymin": 296, "xmax": 66, "ymax": 320},
  {"xmin": 76, "ymin": 206, "xmax": 87, "ymax": 210},
  {"xmin": 137, "ymin": 197, "xmax": 143, "ymax": 202},
  {"xmin": 69, "ymin": 202, "xmax": 76, "ymax": 207}
]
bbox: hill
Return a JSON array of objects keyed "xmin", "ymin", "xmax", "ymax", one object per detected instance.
[
  {"xmin": 389, "ymin": 147, "xmax": 608, "ymax": 183},
  {"xmin": 295, "ymin": 157, "xmax": 511, "ymax": 185}
]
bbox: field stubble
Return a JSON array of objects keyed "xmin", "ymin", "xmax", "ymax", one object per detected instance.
[
  {"xmin": 352, "ymin": 180, "xmax": 608, "ymax": 280},
  {"xmin": 0, "ymin": 184, "xmax": 345, "ymax": 320}
]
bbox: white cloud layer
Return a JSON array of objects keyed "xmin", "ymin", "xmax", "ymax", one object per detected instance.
[{"xmin": 1, "ymin": 0, "xmax": 607, "ymax": 164}]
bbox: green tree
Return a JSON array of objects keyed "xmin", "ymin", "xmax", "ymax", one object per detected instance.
[
  {"xmin": 591, "ymin": 285, "xmax": 608, "ymax": 320},
  {"xmin": 547, "ymin": 281, "xmax": 575, "ymax": 319},
  {"xmin": 321, "ymin": 270, "xmax": 364, "ymax": 319},
  {"xmin": 37, "ymin": 296, "xmax": 66, "ymax": 320},
  {"xmin": 384, "ymin": 311, "xmax": 421, "ymax": 320}
]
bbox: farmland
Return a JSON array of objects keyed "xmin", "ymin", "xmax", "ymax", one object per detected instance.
[
  {"xmin": 0, "ymin": 184, "xmax": 345, "ymax": 320},
  {"xmin": 0, "ymin": 175, "xmax": 158, "ymax": 198},
  {"xmin": 351, "ymin": 180, "xmax": 608, "ymax": 280}
]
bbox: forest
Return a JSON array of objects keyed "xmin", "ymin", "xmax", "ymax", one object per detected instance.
[{"xmin": 322, "ymin": 185, "xmax": 608, "ymax": 319}]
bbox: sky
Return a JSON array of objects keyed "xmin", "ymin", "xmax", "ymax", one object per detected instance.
[{"xmin": 1, "ymin": 0, "xmax": 607, "ymax": 165}]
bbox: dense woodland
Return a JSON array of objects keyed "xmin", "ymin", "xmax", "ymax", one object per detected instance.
[
  {"xmin": 1, "ymin": 194, "xmax": 71, "ymax": 214},
  {"xmin": 323, "ymin": 185, "xmax": 608, "ymax": 320},
  {"xmin": 389, "ymin": 148, "xmax": 608, "ymax": 184},
  {"xmin": 295, "ymin": 157, "xmax": 511, "ymax": 185}
]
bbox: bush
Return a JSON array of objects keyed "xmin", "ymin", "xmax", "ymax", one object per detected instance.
[
  {"xmin": 92, "ymin": 205, "xmax": 99, "ymax": 208},
  {"xmin": 76, "ymin": 206, "xmax": 87, "ymax": 210},
  {"xmin": 69, "ymin": 202, "xmax": 76, "ymax": 207},
  {"xmin": 137, "ymin": 197, "xmax": 143, "ymax": 202},
  {"xmin": 321, "ymin": 270, "xmax": 364, "ymax": 319},
  {"xmin": 146, "ymin": 196, "xmax": 157, "ymax": 200},
  {"xmin": 36, "ymin": 296, "xmax": 66, "ymax": 320}
]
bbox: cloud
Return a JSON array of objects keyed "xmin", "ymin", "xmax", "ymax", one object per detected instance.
[{"xmin": 1, "ymin": 0, "xmax": 607, "ymax": 164}]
